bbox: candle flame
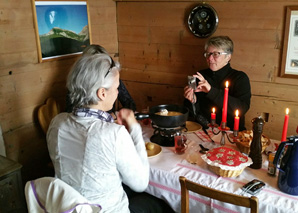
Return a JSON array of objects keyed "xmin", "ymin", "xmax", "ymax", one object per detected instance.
[
  {"xmin": 212, "ymin": 107, "xmax": 215, "ymax": 113},
  {"xmin": 235, "ymin": 109, "xmax": 239, "ymax": 117},
  {"xmin": 225, "ymin": 81, "xmax": 229, "ymax": 88},
  {"xmin": 286, "ymin": 108, "xmax": 289, "ymax": 115}
]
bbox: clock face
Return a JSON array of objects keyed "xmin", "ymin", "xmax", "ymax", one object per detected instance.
[{"xmin": 188, "ymin": 4, "xmax": 219, "ymax": 38}]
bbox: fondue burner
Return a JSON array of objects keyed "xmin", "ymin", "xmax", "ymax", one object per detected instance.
[{"xmin": 150, "ymin": 123, "xmax": 186, "ymax": 147}]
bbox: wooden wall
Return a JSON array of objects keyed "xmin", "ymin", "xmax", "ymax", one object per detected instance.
[
  {"xmin": 0, "ymin": 0, "xmax": 118, "ymax": 181},
  {"xmin": 1, "ymin": 0, "xmax": 298, "ymax": 183},
  {"xmin": 116, "ymin": 0, "xmax": 298, "ymax": 140}
]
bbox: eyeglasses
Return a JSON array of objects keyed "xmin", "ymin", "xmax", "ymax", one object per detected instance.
[
  {"xmin": 203, "ymin": 52, "xmax": 228, "ymax": 58},
  {"xmin": 104, "ymin": 57, "xmax": 116, "ymax": 78}
]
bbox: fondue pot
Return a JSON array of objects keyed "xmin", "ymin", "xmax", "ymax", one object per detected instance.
[{"xmin": 135, "ymin": 104, "xmax": 189, "ymax": 128}]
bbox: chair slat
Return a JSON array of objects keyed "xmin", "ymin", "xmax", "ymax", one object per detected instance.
[{"xmin": 179, "ymin": 176, "xmax": 259, "ymax": 213}]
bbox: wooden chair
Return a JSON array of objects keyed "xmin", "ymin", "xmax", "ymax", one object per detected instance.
[
  {"xmin": 37, "ymin": 97, "xmax": 59, "ymax": 134},
  {"xmin": 179, "ymin": 176, "xmax": 259, "ymax": 213}
]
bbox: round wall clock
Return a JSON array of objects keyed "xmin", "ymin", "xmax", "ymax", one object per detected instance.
[{"xmin": 187, "ymin": 4, "xmax": 219, "ymax": 38}]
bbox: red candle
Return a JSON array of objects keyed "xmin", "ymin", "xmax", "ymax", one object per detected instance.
[
  {"xmin": 222, "ymin": 81, "xmax": 229, "ymax": 123},
  {"xmin": 211, "ymin": 107, "xmax": 216, "ymax": 120},
  {"xmin": 234, "ymin": 110, "xmax": 240, "ymax": 131},
  {"xmin": 281, "ymin": 108, "xmax": 289, "ymax": 142}
]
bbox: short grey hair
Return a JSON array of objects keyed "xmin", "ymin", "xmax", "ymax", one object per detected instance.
[
  {"xmin": 67, "ymin": 53, "xmax": 120, "ymax": 108},
  {"xmin": 204, "ymin": 36, "xmax": 234, "ymax": 54},
  {"xmin": 83, "ymin": 44, "xmax": 109, "ymax": 55}
]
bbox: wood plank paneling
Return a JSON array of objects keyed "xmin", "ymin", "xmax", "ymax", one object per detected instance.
[
  {"xmin": 119, "ymin": 42, "xmax": 205, "ymax": 73},
  {"xmin": 117, "ymin": 0, "xmax": 298, "ymax": 141},
  {"xmin": 123, "ymin": 81, "xmax": 185, "ymax": 111},
  {"xmin": 246, "ymin": 96, "xmax": 298, "ymax": 140},
  {"xmin": 1, "ymin": 0, "xmax": 298, "ymax": 184},
  {"xmin": 0, "ymin": 0, "xmax": 118, "ymax": 183},
  {"xmin": 0, "ymin": 29, "xmax": 36, "ymax": 54}
]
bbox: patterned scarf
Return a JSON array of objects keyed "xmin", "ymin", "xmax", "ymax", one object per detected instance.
[{"xmin": 73, "ymin": 108, "xmax": 114, "ymax": 123}]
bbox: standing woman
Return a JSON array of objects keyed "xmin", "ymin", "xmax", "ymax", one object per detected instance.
[
  {"xmin": 47, "ymin": 54, "xmax": 149, "ymax": 212},
  {"xmin": 184, "ymin": 36, "xmax": 251, "ymax": 131}
]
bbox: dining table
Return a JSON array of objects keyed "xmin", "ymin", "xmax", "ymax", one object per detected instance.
[{"xmin": 141, "ymin": 122, "xmax": 298, "ymax": 213}]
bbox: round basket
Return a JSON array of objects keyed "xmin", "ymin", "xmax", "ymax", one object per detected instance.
[
  {"xmin": 201, "ymin": 147, "xmax": 252, "ymax": 178},
  {"xmin": 236, "ymin": 135, "xmax": 270, "ymax": 155},
  {"xmin": 207, "ymin": 164, "xmax": 245, "ymax": 178}
]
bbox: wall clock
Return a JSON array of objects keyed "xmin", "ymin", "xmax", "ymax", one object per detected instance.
[{"xmin": 187, "ymin": 4, "xmax": 219, "ymax": 38}]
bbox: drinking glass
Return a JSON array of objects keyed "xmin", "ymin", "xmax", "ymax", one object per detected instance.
[{"xmin": 174, "ymin": 133, "xmax": 187, "ymax": 154}]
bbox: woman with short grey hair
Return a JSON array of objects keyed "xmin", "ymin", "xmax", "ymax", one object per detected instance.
[
  {"xmin": 184, "ymin": 35, "xmax": 251, "ymax": 131},
  {"xmin": 204, "ymin": 35, "xmax": 234, "ymax": 55},
  {"xmin": 67, "ymin": 54, "xmax": 120, "ymax": 109},
  {"xmin": 47, "ymin": 53, "xmax": 150, "ymax": 213},
  {"xmin": 65, "ymin": 44, "xmax": 136, "ymax": 113}
]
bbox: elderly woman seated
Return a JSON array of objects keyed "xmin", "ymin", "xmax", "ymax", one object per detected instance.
[{"xmin": 47, "ymin": 53, "xmax": 173, "ymax": 213}]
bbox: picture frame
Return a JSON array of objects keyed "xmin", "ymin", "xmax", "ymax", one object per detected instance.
[
  {"xmin": 280, "ymin": 6, "xmax": 298, "ymax": 78},
  {"xmin": 31, "ymin": 0, "xmax": 92, "ymax": 62}
]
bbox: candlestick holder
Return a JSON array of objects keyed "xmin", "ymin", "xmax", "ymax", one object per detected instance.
[{"xmin": 209, "ymin": 120, "xmax": 239, "ymax": 146}]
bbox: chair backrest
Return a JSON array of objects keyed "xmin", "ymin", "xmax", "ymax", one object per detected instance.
[
  {"xmin": 25, "ymin": 177, "xmax": 102, "ymax": 213},
  {"xmin": 179, "ymin": 176, "xmax": 259, "ymax": 213},
  {"xmin": 38, "ymin": 97, "xmax": 60, "ymax": 134}
]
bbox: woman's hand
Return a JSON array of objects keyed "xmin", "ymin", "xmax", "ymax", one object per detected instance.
[
  {"xmin": 194, "ymin": 72, "xmax": 211, "ymax": 93},
  {"xmin": 117, "ymin": 108, "xmax": 138, "ymax": 130},
  {"xmin": 184, "ymin": 86, "xmax": 196, "ymax": 103}
]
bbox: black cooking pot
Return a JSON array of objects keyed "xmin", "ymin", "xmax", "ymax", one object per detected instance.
[{"xmin": 135, "ymin": 104, "xmax": 189, "ymax": 128}]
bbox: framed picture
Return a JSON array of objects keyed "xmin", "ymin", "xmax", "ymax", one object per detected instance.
[
  {"xmin": 280, "ymin": 6, "xmax": 298, "ymax": 78},
  {"xmin": 31, "ymin": 0, "xmax": 92, "ymax": 62}
]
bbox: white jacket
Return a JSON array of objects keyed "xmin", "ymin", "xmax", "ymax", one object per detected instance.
[{"xmin": 47, "ymin": 113, "xmax": 149, "ymax": 213}]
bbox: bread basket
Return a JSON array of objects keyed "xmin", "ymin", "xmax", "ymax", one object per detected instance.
[
  {"xmin": 235, "ymin": 130, "xmax": 270, "ymax": 154},
  {"xmin": 201, "ymin": 147, "xmax": 252, "ymax": 178}
]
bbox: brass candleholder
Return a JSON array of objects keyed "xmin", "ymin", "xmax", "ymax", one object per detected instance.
[{"xmin": 209, "ymin": 120, "xmax": 239, "ymax": 146}]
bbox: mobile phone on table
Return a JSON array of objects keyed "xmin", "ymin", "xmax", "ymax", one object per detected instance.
[
  {"xmin": 241, "ymin": 179, "xmax": 265, "ymax": 195},
  {"xmin": 188, "ymin": 76, "xmax": 196, "ymax": 90}
]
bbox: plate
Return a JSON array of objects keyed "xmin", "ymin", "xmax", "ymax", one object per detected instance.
[
  {"xmin": 146, "ymin": 142, "xmax": 162, "ymax": 158},
  {"xmin": 185, "ymin": 121, "xmax": 202, "ymax": 133}
]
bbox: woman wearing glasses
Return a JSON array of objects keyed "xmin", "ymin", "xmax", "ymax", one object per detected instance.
[
  {"xmin": 184, "ymin": 36, "xmax": 251, "ymax": 131},
  {"xmin": 47, "ymin": 54, "xmax": 153, "ymax": 212}
]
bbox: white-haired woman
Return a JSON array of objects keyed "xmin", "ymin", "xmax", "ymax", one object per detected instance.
[
  {"xmin": 65, "ymin": 44, "xmax": 136, "ymax": 113},
  {"xmin": 47, "ymin": 54, "xmax": 149, "ymax": 213}
]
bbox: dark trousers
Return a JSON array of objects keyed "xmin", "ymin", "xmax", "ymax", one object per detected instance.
[{"xmin": 123, "ymin": 184, "xmax": 175, "ymax": 213}]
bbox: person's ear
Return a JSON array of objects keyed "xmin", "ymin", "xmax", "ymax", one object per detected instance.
[
  {"xmin": 97, "ymin": 88, "xmax": 106, "ymax": 100},
  {"xmin": 226, "ymin": 54, "xmax": 232, "ymax": 63}
]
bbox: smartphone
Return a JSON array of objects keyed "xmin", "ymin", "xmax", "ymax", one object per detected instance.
[
  {"xmin": 188, "ymin": 76, "xmax": 196, "ymax": 90},
  {"xmin": 241, "ymin": 179, "xmax": 265, "ymax": 195}
]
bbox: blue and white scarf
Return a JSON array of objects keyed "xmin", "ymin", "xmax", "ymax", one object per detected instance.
[{"xmin": 73, "ymin": 108, "xmax": 114, "ymax": 123}]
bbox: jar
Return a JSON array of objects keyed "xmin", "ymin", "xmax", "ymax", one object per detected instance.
[{"xmin": 268, "ymin": 152, "xmax": 276, "ymax": 176}]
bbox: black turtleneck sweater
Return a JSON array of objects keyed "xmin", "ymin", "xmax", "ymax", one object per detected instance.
[{"xmin": 184, "ymin": 63, "xmax": 251, "ymax": 131}]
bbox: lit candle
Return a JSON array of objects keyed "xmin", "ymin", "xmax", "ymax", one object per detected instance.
[
  {"xmin": 211, "ymin": 107, "xmax": 216, "ymax": 120},
  {"xmin": 281, "ymin": 108, "xmax": 289, "ymax": 142},
  {"xmin": 222, "ymin": 81, "xmax": 229, "ymax": 123},
  {"xmin": 234, "ymin": 110, "xmax": 240, "ymax": 131}
]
